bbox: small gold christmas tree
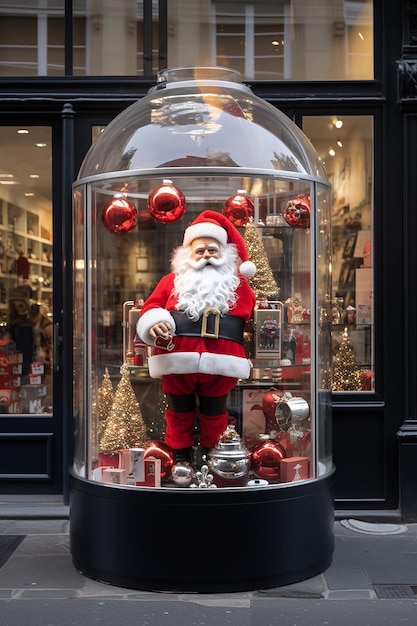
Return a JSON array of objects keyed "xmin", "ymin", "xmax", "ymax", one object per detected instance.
[
  {"xmin": 332, "ymin": 327, "xmax": 362, "ymax": 391},
  {"xmin": 96, "ymin": 367, "xmax": 114, "ymax": 443},
  {"xmin": 244, "ymin": 218, "xmax": 279, "ymax": 299},
  {"xmin": 100, "ymin": 364, "xmax": 148, "ymax": 454}
]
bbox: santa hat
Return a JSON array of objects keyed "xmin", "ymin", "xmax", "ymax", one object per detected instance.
[{"xmin": 183, "ymin": 210, "xmax": 256, "ymax": 277}]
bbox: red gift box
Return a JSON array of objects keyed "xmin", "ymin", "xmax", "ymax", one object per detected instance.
[
  {"xmin": 0, "ymin": 374, "xmax": 21, "ymax": 388},
  {"xmin": 0, "ymin": 352, "xmax": 23, "ymax": 367},
  {"xmin": 28, "ymin": 373, "xmax": 42, "ymax": 385},
  {"xmin": 0, "ymin": 363, "xmax": 22, "ymax": 376},
  {"xmin": 137, "ymin": 458, "xmax": 161, "ymax": 487},
  {"xmin": 30, "ymin": 362, "xmax": 45, "ymax": 375},
  {"xmin": 97, "ymin": 452, "xmax": 119, "ymax": 468},
  {"xmin": 280, "ymin": 456, "xmax": 310, "ymax": 482}
]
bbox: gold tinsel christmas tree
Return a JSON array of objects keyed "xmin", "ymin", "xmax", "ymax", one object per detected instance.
[
  {"xmin": 332, "ymin": 327, "xmax": 362, "ymax": 391},
  {"xmin": 100, "ymin": 364, "xmax": 148, "ymax": 454},
  {"xmin": 244, "ymin": 218, "xmax": 279, "ymax": 299},
  {"xmin": 96, "ymin": 367, "xmax": 114, "ymax": 443}
]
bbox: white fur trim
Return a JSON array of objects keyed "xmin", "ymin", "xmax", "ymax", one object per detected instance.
[
  {"xmin": 136, "ymin": 308, "xmax": 176, "ymax": 346},
  {"xmin": 199, "ymin": 352, "xmax": 251, "ymax": 379},
  {"xmin": 239, "ymin": 260, "xmax": 256, "ymax": 277},
  {"xmin": 148, "ymin": 352, "xmax": 200, "ymax": 377},
  {"xmin": 148, "ymin": 351, "xmax": 251, "ymax": 380},
  {"xmin": 183, "ymin": 223, "xmax": 227, "ymax": 247}
]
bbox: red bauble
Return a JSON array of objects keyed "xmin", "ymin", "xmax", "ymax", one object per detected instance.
[
  {"xmin": 284, "ymin": 195, "xmax": 310, "ymax": 229},
  {"xmin": 251, "ymin": 439, "xmax": 286, "ymax": 482},
  {"xmin": 262, "ymin": 390, "xmax": 283, "ymax": 432},
  {"xmin": 223, "ymin": 192, "xmax": 254, "ymax": 227},
  {"xmin": 144, "ymin": 440, "xmax": 175, "ymax": 480},
  {"xmin": 102, "ymin": 195, "xmax": 138, "ymax": 234},
  {"xmin": 148, "ymin": 180, "xmax": 186, "ymax": 223}
]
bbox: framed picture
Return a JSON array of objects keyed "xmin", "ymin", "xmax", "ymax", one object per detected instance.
[
  {"xmin": 343, "ymin": 232, "xmax": 357, "ymax": 258},
  {"xmin": 338, "ymin": 258, "xmax": 361, "ymax": 288},
  {"xmin": 255, "ymin": 302, "xmax": 282, "ymax": 358},
  {"xmin": 136, "ymin": 256, "xmax": 149, "ymax": 272}
]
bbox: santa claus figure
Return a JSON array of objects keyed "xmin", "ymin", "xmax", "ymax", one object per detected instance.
[{"xmin": 137, "ymin": 210, "xmax": 256, "ymax": 463}]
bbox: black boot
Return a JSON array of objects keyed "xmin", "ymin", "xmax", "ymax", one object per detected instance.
[{"xmin": 174, "ymin": 447, "xmax": 193, "ymax": 464}]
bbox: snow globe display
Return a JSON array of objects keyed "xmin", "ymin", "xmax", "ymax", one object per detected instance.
[{"xmin": 70, "ymin": 67, "xmax": 334, "ymax": 592}]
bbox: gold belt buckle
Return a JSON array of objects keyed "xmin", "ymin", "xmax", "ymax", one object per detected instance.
[{"xmin": 201, "ymin": 307, "xmax": 220, "ymax": 339}]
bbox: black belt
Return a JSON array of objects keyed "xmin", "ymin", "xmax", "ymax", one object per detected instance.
[{"xmin": 170, "ymin": 309, "xmax": 245, "ymax": 344}]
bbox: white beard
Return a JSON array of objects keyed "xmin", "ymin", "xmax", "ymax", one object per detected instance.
[{"xmin": 171, "ymin": 243, "xmax": 241, "ymax": 321}]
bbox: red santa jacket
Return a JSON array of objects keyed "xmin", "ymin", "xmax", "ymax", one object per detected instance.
[{"xmin": 137, "ymin": 272, "xmax": 256, "ymax": 380}]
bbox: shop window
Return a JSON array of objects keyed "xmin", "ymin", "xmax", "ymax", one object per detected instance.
[
  {"xmin": 303, "ymin": 115, "xmax": 374, "ymax": 392},
  {"xmin": 0, "ymin": 127, "xmax": 53, "ymax": 413},
  {"xmin": 212, "ymin": 0, "xmax": 374, "ymax": 80},
  {"xmin": 0, "ymin": 1, "xmax": 373, "ymax": 80}
]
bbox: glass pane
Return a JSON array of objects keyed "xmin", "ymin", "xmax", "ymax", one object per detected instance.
[
  {"xmin": 0, "ymin": 1, "xmax": 373, "ymax": 79},
  {"xmin": 75, "ymin": 174, "xmax": 327, "ymax": 485},
  {"xmin": 0, "ymin": 126, "xmax": 53, "ymax": 413},
  {"xmin": 0, "ymin": 1, "xmax": 65, "ymax": 76},
  {"xmin": 303, "ymin": 115, "xmax": 374, "ymax": 392},
  {"xmin": 168, "ymin": 0, "xmax": 374, "ymax": 81},
  {"xmin": 74, "ymin": 66, "xmax": 333, "ymax": 489},
  {"xmin": 72, "ymin": 186, "xmax": 86, "ymax": 473}
]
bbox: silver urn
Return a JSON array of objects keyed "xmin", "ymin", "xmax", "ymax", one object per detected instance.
[{"xmin": 207, "ymin": 425, "xmax": 251, "ymax": 487}]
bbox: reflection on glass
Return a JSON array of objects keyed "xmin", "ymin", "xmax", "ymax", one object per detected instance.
[
  {"xmin": 303, "ymin": 115, "xmax": 374, "ymax": 392},
  {"xmin": 0, "ymin": 127, "xmax": 53, "ymax": 413},
  {"xmin": 0, "ymin": 1, "xmax": 373, "ymax": 80}
]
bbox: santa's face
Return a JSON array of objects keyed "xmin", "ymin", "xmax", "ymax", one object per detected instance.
[{"xmin": 190, "ymin": 237, "xmax": 221, "ymax": 268}]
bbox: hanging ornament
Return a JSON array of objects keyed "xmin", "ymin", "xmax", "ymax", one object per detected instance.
[
  {"xmin": 147, "ymin": 179, "xmax": 186, "ymax": 223},
  {"xmin": 262, "ymin": 390, "xmax": 284, "ymax": 428},
  {"xmin": 223, "ymin": 190, "xmax": 254, "ymax": 227},
  {"xmin": 284, "ymin": 195, "xmax": 310, "ymax": 229},
  {"xmin": 251, "ymin": 437, "xmax": 286, "ymax": 482},
  {"xmin": 144, "ymin": 440, "xmax": 175, "ymax": 480},
  {"xmin": 102, "ymin": 194, "xmax": 138, "ymax": 235}
]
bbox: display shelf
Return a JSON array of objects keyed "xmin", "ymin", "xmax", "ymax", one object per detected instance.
[{"xmin": 0, "ymin": 199, "xmax": 53, "ymax": 301}]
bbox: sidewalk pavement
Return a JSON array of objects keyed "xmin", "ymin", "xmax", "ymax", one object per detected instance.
[{"xmin": 0, "ymin": 496, "xmax": 417, "ymax": 625}]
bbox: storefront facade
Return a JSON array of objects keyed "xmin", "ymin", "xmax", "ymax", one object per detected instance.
[{"xmin": 0, "ymin": 0, "xmax": 415, "ymax": 521}]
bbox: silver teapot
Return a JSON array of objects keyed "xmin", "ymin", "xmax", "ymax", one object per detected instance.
[{"xmin": 207, "ymin": 425, "xmax": 251, "ymax": 487}]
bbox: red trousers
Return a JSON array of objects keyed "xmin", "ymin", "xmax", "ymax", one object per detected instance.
[{"xmin": 162, "ymin": 373, "xmax": 238, "ymax": 449}]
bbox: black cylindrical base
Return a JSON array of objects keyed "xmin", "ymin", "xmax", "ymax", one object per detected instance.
[{"xmin": 70, "ymin": 470, "xmax": 334, "ymax": 593}]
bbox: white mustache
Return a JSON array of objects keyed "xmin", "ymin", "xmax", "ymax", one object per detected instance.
[{"xmin": 187, "ymin": 256, "xmax": 226, "ymax": 270}]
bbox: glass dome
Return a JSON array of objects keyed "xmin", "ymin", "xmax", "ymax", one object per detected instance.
[
  {"xmin": 78, "ymin": 66, "xmax": 327, "ymax": 181},
  {"xmin": 70, "ymin": 66, "xmax": 334, "ymax": 593}
]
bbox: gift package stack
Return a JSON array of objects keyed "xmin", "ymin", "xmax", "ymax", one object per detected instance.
[
  {"xmin": 19, "ymin": 360, "xmax": 47, "ymax": 413},
  {"xmin": 0, "ymin": 339, "xmax": 22, "ymax": 413},
  {"xmin": 93, "ymin": 447, "xmax": 161, "ymax": 487}
]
